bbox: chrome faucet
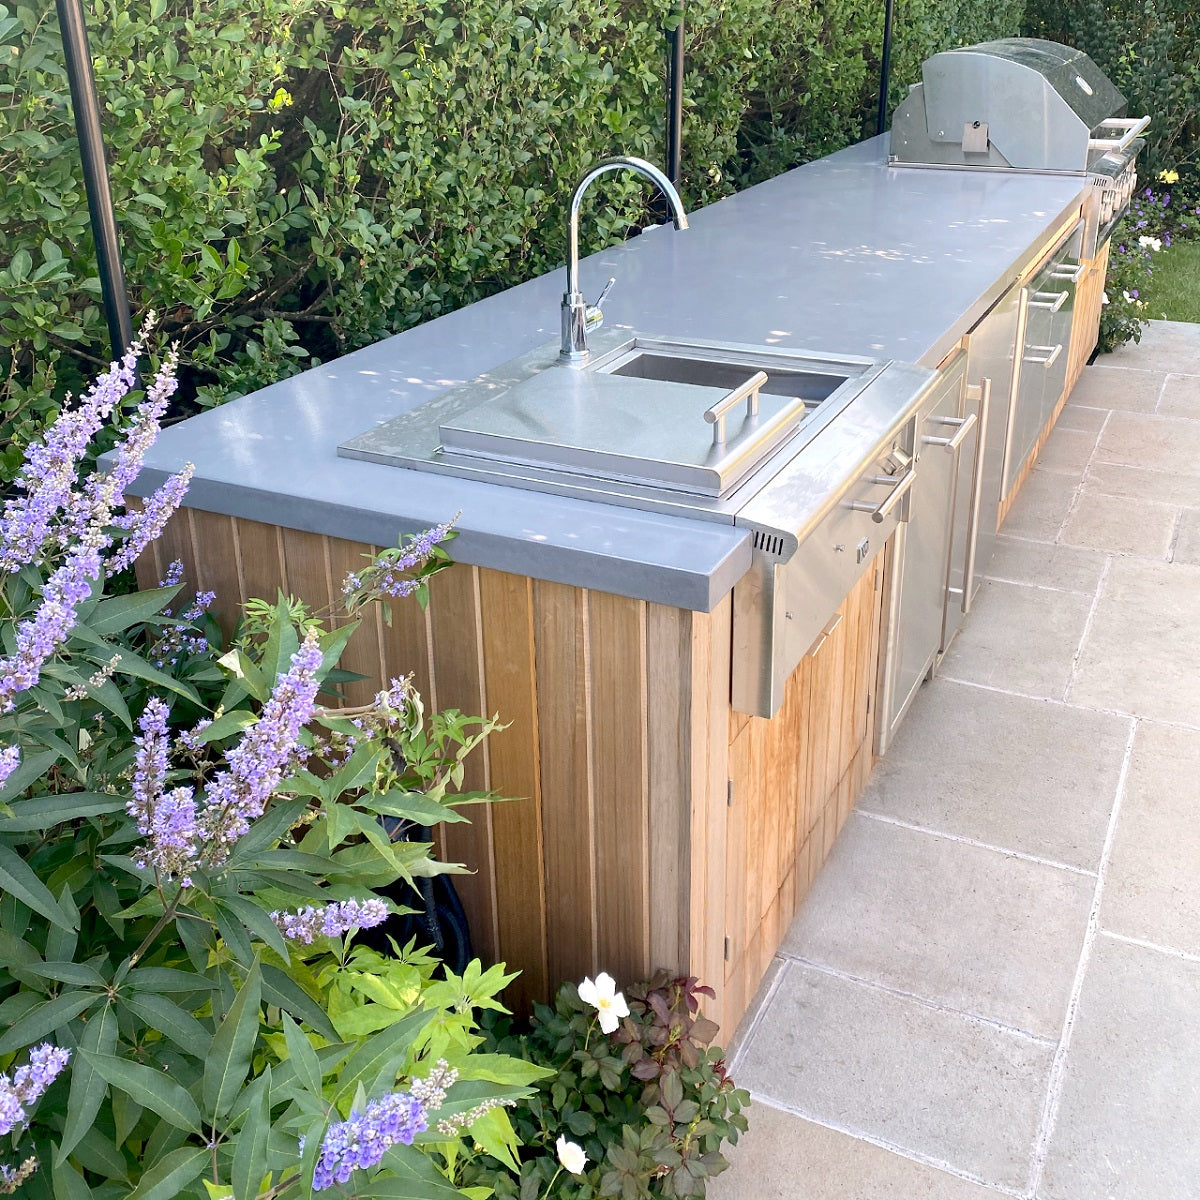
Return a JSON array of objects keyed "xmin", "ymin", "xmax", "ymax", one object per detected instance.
[{"xmin": 560, "ymin": 156, "xmax": 689, "ymax": 360}]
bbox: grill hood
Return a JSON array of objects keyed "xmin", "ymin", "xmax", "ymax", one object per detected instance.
[{"xmin": 890, "ymin": 37, "xmax": 1129, "ymax": 171}]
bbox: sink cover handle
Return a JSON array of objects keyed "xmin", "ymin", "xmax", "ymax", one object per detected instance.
[{"xmin": 704, "ymin": 371, "xmax": 768, "ymax": 446}]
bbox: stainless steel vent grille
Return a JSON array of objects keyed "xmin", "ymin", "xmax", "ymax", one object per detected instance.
[{"xmin": 752, "ymin": 530, "xmax": 787, "ymax": 558}]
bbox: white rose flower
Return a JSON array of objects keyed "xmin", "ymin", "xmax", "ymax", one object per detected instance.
[
  {"xmin": 1138, "ymin": 235, "xmax": 1163, "ymax": 252},
  {"xmin": 577, "ymin": 971, "xmax": 630, "ymax": 1034},
  {"xmin": 556, "ymin": 1134, "xmax": 587, "ymax": 1175}
]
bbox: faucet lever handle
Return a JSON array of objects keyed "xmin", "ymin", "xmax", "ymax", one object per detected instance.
[
  {"xmin": 593, "ymin": 277, "xmax": 617, "ymax": 309},
  {"xmin": 585, "ymin": 277, "xmax": 617, "ymax": 333}
]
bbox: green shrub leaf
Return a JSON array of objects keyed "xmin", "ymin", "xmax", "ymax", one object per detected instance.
[
  {"xmin": 82, "ymin": 1052, "xmax": 203, "ymax": 1134},
  {"xmin": 203, "ymin": 959, "xmax": 262, "ymax": 1120}
]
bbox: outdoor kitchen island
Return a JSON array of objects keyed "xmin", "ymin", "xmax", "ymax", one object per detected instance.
[{"xmin": 131, "ymin": 135, "xmax": 1097, "ymax": 1033}]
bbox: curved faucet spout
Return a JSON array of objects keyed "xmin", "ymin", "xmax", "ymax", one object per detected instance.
[{"xmin": 561, "ymin": 156, "xmax": 689, "ymax": 360}]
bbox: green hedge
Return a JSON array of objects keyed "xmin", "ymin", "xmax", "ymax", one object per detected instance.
[{"xmin": 0, "ymin": 0, "xmax": 1024, "ymax": 480}]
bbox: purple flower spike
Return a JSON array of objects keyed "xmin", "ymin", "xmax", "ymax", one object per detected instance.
[
  {"xmin": 197, "ymin": 631, "xmax": 325, "ymax": 868},
  {"xmin": 0, "ymin": 745, "xmax": 19, "ymax": 789},
  {"xmin": 271, "ymin": 898, "xmax": 389, "ymax": 944},
  {"xmin": 0, "ymin": 334, "xmax": 143, "ymax": 573},
  {"xmin": 309, "ymin": 1092, "xmax": 428, "ymax": 1191},
  {"xmin": 106, "ymin": 464, "xmax": 195, "ymax": 575},
  {"xmin": 0, "ymin": 1044, "xmax": 70, "ymax": 1135},
  {"xmin": 0, "ymin": 547, "xmax": 102, "ymax": 713}
]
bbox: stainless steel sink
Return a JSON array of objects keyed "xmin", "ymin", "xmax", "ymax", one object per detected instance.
[
  {"xmin": 338, "ymin": 332, "xmax": 886, "ymax": 511},
  {"xmin": 597, "ymin": 342, "xmax": 849, "ymax": 404}
]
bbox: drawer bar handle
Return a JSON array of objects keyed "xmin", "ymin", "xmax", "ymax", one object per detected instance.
[
  {"xmin": 705, "ymin": 371, "xmax": 768, "ymax": 446},
  {"xmin": 849, "ymin": 462, "xmax": 915, "ymax": 524},
  {"xmin": 1026, "ymin": 343, "xmax": 1063, "ymax": 367},
  {"xmin": 1050, "ymin": 263, "xmax": 1085, "ymax": 284},
  {"xmin": 1029, "ymin": 290, "xmax": 1069, "ymax": 312},
  {"xmin": 924, "ymin": 410, "xmax": 978, "ymax": 452}
]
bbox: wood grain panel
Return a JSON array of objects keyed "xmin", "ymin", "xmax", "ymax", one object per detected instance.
[
  {"xmin": 533, "ymin": 579, "xmax": 595, "ymax": 986},
  {"xmin": 588, "ymin": 589, "xmax": 650, "ymax": 984},
  {"xmin": 427, "ymin": 565, "xmax": 498, "ymax": 964},
  {"xmin": 646, "ymin": 606, "xmax": 694, "ymax": 973},
  {"xmin": 234, "ymin": 517, "xmax": 286, "ymax": 608},
  {"xmin": 187, "ymin": 509, "xmax": 243, "ymax": 640},
  {"xmin": 279, "ymin": 527, "xmax": 333, "ymax": 612},
  {"xmin": 478, "ymin": 568, "xmax": 548, "ymax": 1011},
  {"xmin": 690, "ymin": 595, "xmax": 731, "ymax": 1027},
  {"xmin": 322, "ymin": 538, "xmax": 385, "ymax": 709}
]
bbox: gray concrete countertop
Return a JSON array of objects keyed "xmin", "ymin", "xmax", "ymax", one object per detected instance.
[{"xmin": 131, "ymin": 136, "xmax": 1087, "ymax": 611}]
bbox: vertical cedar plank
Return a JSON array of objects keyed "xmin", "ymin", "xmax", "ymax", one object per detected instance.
[
  {"xmin": 186, "ymin": 509, "xmax": 243, "ymax": 641},
  {"xmin": 645, "ymin": 605, "xmax": 693, "ymax": 974},
  {"xmin": 278, "ymin": 528, "xmax": 333, "ymax": 613},
  {"xmin": 323, "ymin": 539, "xmax": 386, "ymax": 708},
  {"xmin": 378, "ymin": 582, "xmax": 435, "ymax": 706},
  {"xmin": 478, "ymin": 568, "xmax": 548, "ymax": 1012},
  {"xmin": 427, "ymin": 566, "xmax": 499, "ymax": 966},
  {"xmin": 533, "ymin": 579, "xmax": 595, "ymax": 987},
  {"xmin": 691, "ymin": 594, "xmax": 730, "ymax": 1031},
  {"xmin": 588, "ymin": 589, "xmax": 650, "ymax": 984},
  {"xmin": 233, "ymin": 517, "xmax": 287, "ymax": 608}
]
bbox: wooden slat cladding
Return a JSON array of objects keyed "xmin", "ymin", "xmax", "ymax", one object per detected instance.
[
  {"xmin": 722, "ymin": 560, "xmax": 881, "ymax": 1029},
  {"xmin": 151, "ymin": 507, "xmax": 882, "ymax": 1034}
]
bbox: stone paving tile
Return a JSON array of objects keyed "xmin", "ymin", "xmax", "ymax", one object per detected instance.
[
  {"xmin": 983, "ymin": 535, "xmax": 1107, "ymax": 593},
  {"xmin": 1065, "ymin": 365, "xmax": 1162, "ymax": 412},
  {"xmin": 1094, "ymin": 410, "xmax": 1200, "ymax": 476},
  {"xmin": 1068, "ymin": 557, "xmax": 1200, "ymax": 723},
  {"xmin": 1157, "ymin": 372, "xmax": 1200, "ymax": 419},
  {"xmin": 1034, "ymin": 427, "xmax": 1100, "ymax": 475},
  {"xmin": 1036, "ymin": 935, "xmax": 1200, "ymax": 1200},
  {"xmin": 736, "ymin": 962, "xmax": 1054, "ymax": 1193},
  {"xmin": 859, "ymin": 678, "xmax": 1128, "ymax": 871},
  {"xmin": 1173, "ymin": 508, "xmax": 1200, "ymax": 565},
  {"xmin": 999, "ymin": 469, "xmax": 1080, "ymax": 542},
  {"xmin": 1101, "ymin": 721, "xmax": 1200, "ymax": 957},
  {"xmin": 1101, "ymin": 318, "xmax": 1200, "ymax": 374},
  {"xmin": 780, "ymin": 813, "xmax": 1093, "ymax": 1038},
  {"xmin": 1059, "ymin": 484, "xmax": 1177, "ymax": 558},
  {"xmin": 709, "ymin": 1103, "xmax": 1008, "ymax": 1200},
  {"xmin": 1053, "ymin": 404, "xmax": 1107, "ymax": 433},
  {"xmin": 939, "ymin": 578, "xmax": 1093, "ymax": 699},
  {"xmin": 1085, "ymin": 460, "xmax": 1200, "ymax": 507}
]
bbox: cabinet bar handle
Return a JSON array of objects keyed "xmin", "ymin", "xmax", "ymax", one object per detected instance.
[
  {"xmin": 849, "ymin": 461, "xmax": 916, "ymax": 523},
  {"xmin": 924, "ymin": 411, "xmax": 978, "ymax": 452},
  {"xmin": 1029, "ymin": 290, "xmax": 1069, "ymax": 312},
  {"xmin": 1026, "ymin": 343, "xmax": 1063, "ymax": 367},
  {"xmin": 961, "ymin": 378, "xmax": 991, "ymax": 615}
]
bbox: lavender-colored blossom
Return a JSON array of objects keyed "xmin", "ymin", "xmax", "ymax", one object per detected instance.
[
  {"xmin": 159, "ymin": 559, "xmax": 185, "ymax": 588},
  {"xmin": 0, "ymin": 1044, "xmax": 70, "ymax": 1135},
  {"xmin": 72, "ymin": 349, "xmax": 180, "ymax": 546},
  {"xmin": 309, "ymin": 1091, "xmax": 428, "ymax": 1191},
  {"xmin": 195, "ymin": 632, "xmax": 324, "ymax": 868},
  {"xmin": 0, "ymin": 745, "xmax": 19, "ymax": 789},
  {"xmin": 106, "ymin": 464, "xmax": 195, "ymax": 575},
  {"xmin": 271, "ymin": 897, "xmax": 389, "ymax": 944},
  {"xmin": 341, "ymin": 520, "xmax": 455, "ymax": 600},
  {"xmin": 0, "ymin": 335, "xmax": 142, "ymax": 572},
  {"xmin": 0, "ymin": 547, "xmax": 102, "ymax": 713},
  {"xmin": 128, "ymin": 699, "xmax": 200, "ymax": 882}
]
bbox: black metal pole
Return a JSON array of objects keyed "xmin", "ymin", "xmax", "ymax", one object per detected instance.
[
  {"xmin": 665, "ymin": 0, "xmax": 684, "ymax": 188},
  {"xmin": 876, "ymin": 0, "xmax": 896, "ymax": 136},
  {"xmin": 55, "ymin": 0, "xmax": 133, "ymax": 361}
]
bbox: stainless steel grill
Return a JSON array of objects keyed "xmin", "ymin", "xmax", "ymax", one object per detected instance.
[{"xmin": 890, "ymin": 38, "xmax": 1149, "ymax": 256}]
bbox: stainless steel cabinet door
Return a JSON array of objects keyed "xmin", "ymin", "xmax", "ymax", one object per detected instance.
[{"xmin": 876, "ymin": 349, "xmax": 968, "ymax": 754}]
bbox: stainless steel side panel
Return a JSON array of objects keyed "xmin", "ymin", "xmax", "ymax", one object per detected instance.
[{"xmin": 731, "ymin": 362, "xmax": 938, "ymax": 717}]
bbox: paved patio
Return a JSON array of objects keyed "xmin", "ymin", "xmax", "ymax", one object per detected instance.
[{"xmin": 711, "ymin": 321, "xmax": 1200, "ymax": 1200}]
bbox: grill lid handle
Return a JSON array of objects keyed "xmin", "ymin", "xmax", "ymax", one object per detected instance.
[{"xmin": 1088, "ymin": 115, "xmax": 1150, "ymax": 154}]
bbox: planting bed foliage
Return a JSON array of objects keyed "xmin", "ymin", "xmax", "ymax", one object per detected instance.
[
  {"xmin": 0, "ymin": 334, "xmax": 749, "ymax": 1197},
  {"xmin": 0, "ymin": 0, "xmax": 1025, "ymax": 480}
]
